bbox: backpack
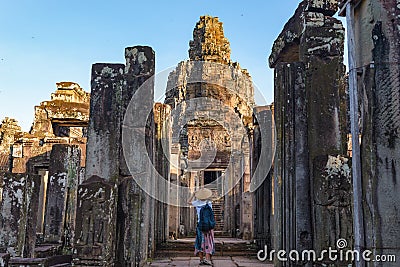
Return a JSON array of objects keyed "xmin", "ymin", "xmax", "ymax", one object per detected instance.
[{"xmin": 198, "ymin": 203, "xmax": 216, "ymax": 232}]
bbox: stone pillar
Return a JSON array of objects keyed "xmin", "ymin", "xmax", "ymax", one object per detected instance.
[
  {"xmin": 76, "ymin": 46, "xmax": 157, "ymax": 266},
  {"xmin": 252, "ymin": 106, "xmax": 273, "ymax": 249},
  {"xmin": 120, "ymin": 46, "xmax": 156, "ymax": 177},
  {"xmin": 116, "ymin": 46, "xmax": 156, "ymax": 266},
  {"xmin": 85, "ymin": 63, "xmax": 125, "ymax": 182},
  {"xmin": 273, "ymin": 62, "xmax": 314, "ymax": 262},
  {"xmin": 74, "ymin": 63, "xmax": 124, "ymax": 266},
  {"xmin": 154, "ymin": 103, "xmax": 171, "ymax": 243},
  {"xmin": 0, "ymin": 173, "xmax": 40, "ymax": 257},
  {"xmin": 241, "ymin": 192, "xmax": 253, "ymax": 240},
  {"xmin": 43, "ymin": 144, "xmax": 81, "ymax": 247},
  {"xmin": 74, "ymin": 176, "xmax": 118, "ymax": 266},
  {"xmin": 340, "ymin": 0, "xmax": 400, "ymax": 264},
  {"xmin": 241, "ymin": 136, "xmax": 253, "ymax": 240},
  {"xmin": 168, "ymin": 143, "xmax": 181, "ymax": 239},
  {"xmin": 230, "ymin": 153, "xmax": 243, "ymax": 236},
  {"xmin": 269, "ymin": 1, "xmax": 351, "ymax": 265}
]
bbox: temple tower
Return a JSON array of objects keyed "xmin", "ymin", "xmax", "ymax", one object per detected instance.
[{"xmin": 165, "ymin": 15, "xmax": 256, "ymax": 239}]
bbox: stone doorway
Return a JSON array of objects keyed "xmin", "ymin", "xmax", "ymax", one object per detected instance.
[
  {"xmin": 36, "ymin": 169, "xmax": 49, "ymax": 236},
  {"xmin": 203, "ymin": 170, "xmax": 219, "ymax": 185}
]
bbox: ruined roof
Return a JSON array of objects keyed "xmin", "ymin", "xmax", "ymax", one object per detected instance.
[
  {"xmin": 52, "ymin": 82, "xmax": 90, "ymax": 103},
  {"xmin": 0, "ymin": 117, "xmax": 23, "ymax": 152},
  {"xmin": 269, "ymin": 0, "xmax": 342, "ymax": 68},
  {"xmin": 0, "ymin": 117, "xmax": 22, "ymax": 133},
  {"xmin": 30, "ymin": 82, "xmax": 90, "ymax": 137}
]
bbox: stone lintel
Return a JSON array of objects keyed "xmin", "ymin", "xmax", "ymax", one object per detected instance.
[
  {"xmin": 269, "ymin": 0, "xmax": 342, "ymax": 68},
  {"xmin": 269, "ymin": 2, "xmax": 307, "ymax": 68},
  {"xmin": 300, "ymin": 14, "xmax": 344, "ymax": 60}
]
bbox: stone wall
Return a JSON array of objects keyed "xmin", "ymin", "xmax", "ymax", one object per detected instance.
[
  {"xmin": 340, "ymin": 0, "xmax": 400, "ymax": 265},
  {"xmin": 269, "ymin": 1, "xmax": 351, "ymax": 265}
]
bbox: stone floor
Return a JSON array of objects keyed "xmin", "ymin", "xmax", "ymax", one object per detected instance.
[{"xmin": 145, "ymin": 256, "xmax": 273, "ymax": 267}]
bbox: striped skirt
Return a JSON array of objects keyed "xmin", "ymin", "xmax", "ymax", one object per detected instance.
[{"xmin": 194, "ymin": 226, "xmax": 215, "ymax": 255}]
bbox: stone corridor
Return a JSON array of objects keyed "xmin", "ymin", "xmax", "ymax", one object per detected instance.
[{"xmin": 0, "ymin": 1, "xmax": 399, "ymax": 266}]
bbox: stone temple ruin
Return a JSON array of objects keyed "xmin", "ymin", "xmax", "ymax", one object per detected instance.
[{"xmin": 0, "ymin": 1, "xmax": 399, "ymax": 266}]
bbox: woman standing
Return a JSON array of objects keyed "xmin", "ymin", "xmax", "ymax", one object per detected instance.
[{"xmin": 188, "ymin": 188, "xmax": 215, "ymax": 266}]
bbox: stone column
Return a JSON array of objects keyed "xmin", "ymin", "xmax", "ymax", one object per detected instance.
[
  {"xmin": 74, "ymin": 63, "xmax": 124, "ymax": 265},
  {"xmin": 43, "ymin": 144, "xmax": 81, "ymax": 247},
  {"xmin": 273, "ymin": 62, "xmax": 314, "ymax": 261},
  {"xmin": 168, "ymin": 143, "xmax": 181, "ymax": 239},
  {"xmin": 340, "ymin": 0, "xmax": 400, "ymax": 264},
  {"xmin": 120, "ymin": 46, "xmax": 155, "ymax": 177},
  {"xmin": 115, "ymin": 46, "xmax": 156, "ymax": 266},
  {"xmin": 75, "ymin": 46, "xmax": 157, "ymax": 266},
  {"xmin": 269, "ymin": 1, "xmax": 351, "ymax": 265},
  {"xmin": 0, "ymin": 173, "xmax": 40, "ymax": 257},
  {"xmin": 85, "ymin": 63, "xmax": 125, "ymax": 182},
  {"xmin": 252, "ymin": 106, "xmax": 273, "ymax": 249},
  {"xmin": 153, "ymin": 103, "xmax": 171, "ymax": 243}
]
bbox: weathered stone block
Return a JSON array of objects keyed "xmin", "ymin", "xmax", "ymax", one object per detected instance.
[
  {"xmin": 269, "ymin": 2, "xmax": 305, "ymax": 68},
  {"xmin": 120, "ymin": 46, "xmax": 155, "ymax": 177},
  {"xmin": 74, "ymin": 175, "xmax": 117, "ymax": 265},
  {"xmin": 85, "ymin": 63, "xmax": 125, "ymax": 182},
  {"xmin": 116, "ymin": 177, "xmax": 151, "ymax": 266},
  {"xmin": 0, "ymin": 173, "xmax": 40, "ymax": 257},
  {"xmin": 300, "ymin": 14, "xmax": 345, "ymax": 59},
  {"xmin": 269, "ymin": 1, "xmax": 342, "ymax": 67},
  {"xmin": 43, "ymin": 144, "xmax": 81, "ymax": 246},
  {"xmin": 0, "ymin": 253, "xmax": 10, "ymax": 267},
  {"xmin": 312, "ymin": 155, "xmax": 353, "ymax": 261},
  {"xmin": 305, "ymin": 0, "xmax": 338, "ymax": 16}
]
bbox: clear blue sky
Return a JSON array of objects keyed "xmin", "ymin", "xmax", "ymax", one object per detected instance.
[{"xmin": 1, "ymin": 0, "xmax": 308, "ymax": 131}]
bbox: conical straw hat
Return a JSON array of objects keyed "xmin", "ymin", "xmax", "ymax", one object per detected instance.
[{"xmin": 195, "ymin": 188, "xmax": 213, "ymax": 200}]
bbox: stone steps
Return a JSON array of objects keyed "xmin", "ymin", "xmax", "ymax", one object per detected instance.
[
  {"xmin": 186, "ymin": 231, "xmax": 232, "ymax": 238},
  {"xmin": 8, "ymin": 255, "xmax": 72, "ymax": 267},
  {"xmin": 34, "ymin": 244, "xmax": 62, "ymax": 258},
  {"xmin": 211, "ymin": 200, "xmax": 224, "ymax": 231},
  {"xmin": 155, "ymin": 238, "xmax": 258, "ymax": 258}
]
